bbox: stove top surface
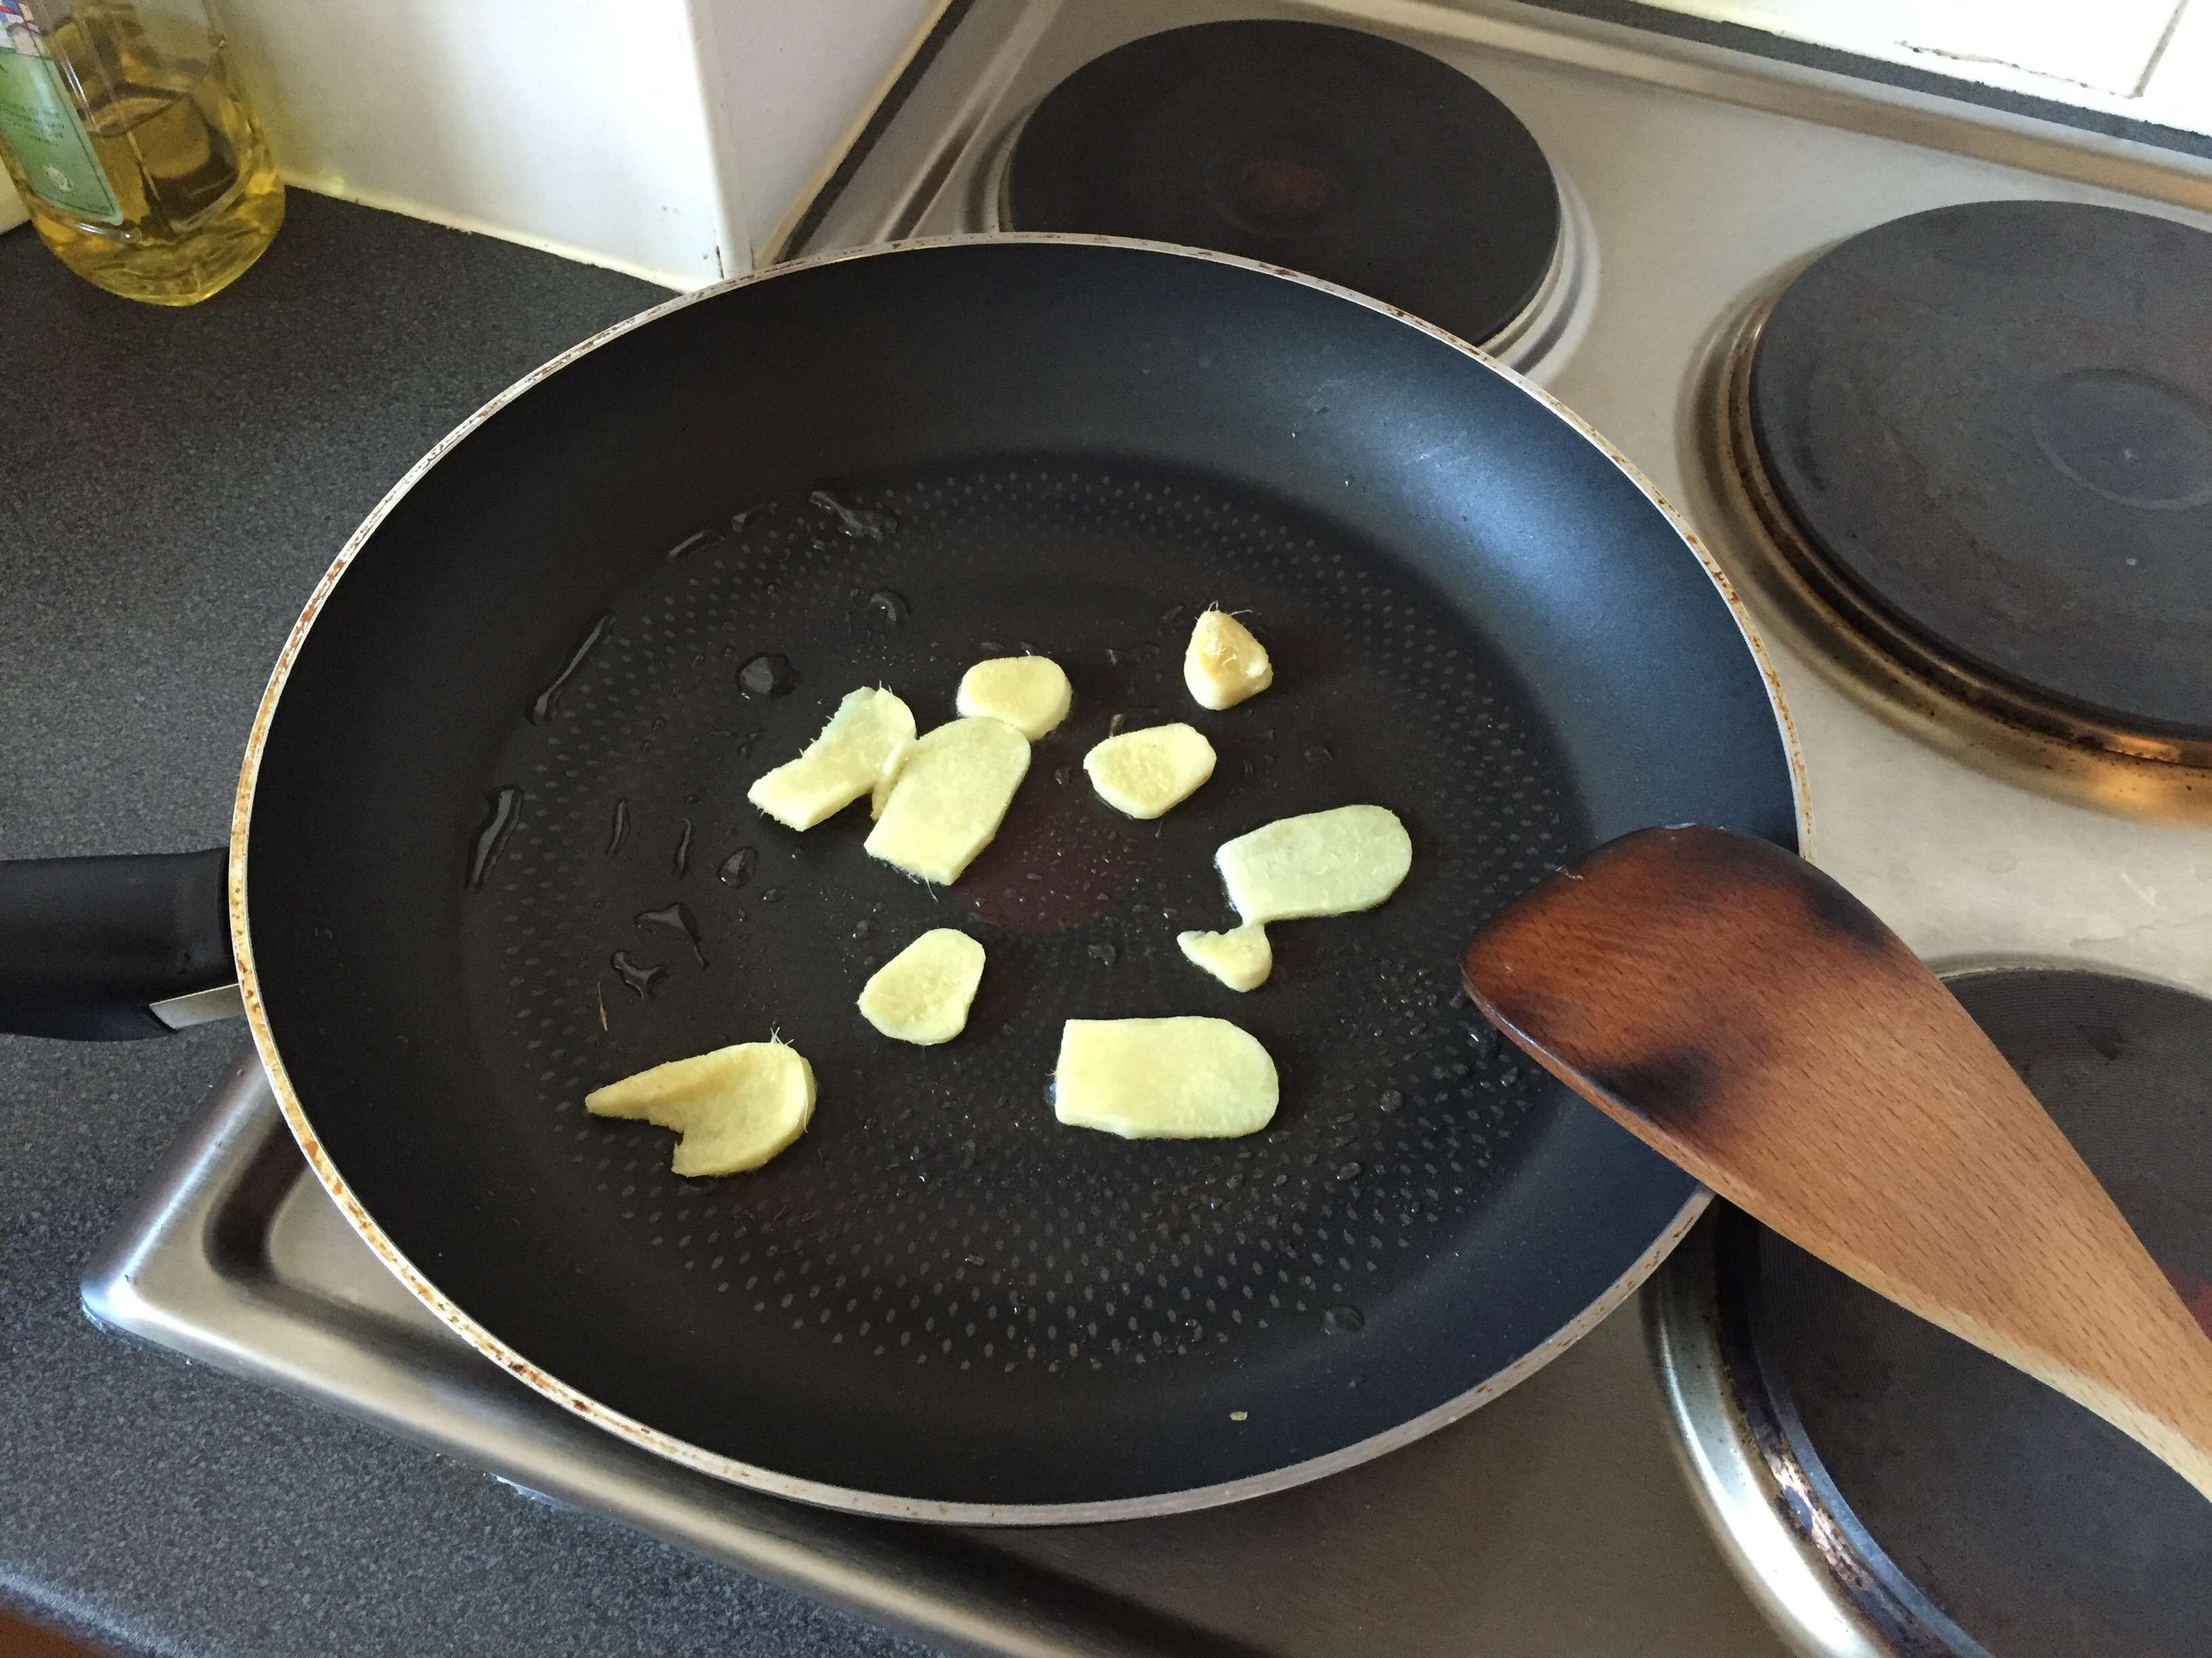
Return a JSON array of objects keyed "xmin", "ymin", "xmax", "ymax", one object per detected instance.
[{"xmin": 87, "ymin": 3, "xmax": 2212, "ymax": 1655}]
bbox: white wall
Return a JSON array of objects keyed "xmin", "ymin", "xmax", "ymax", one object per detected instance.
[
  {"xmin": 2144, "ymin": 1, "xmax": 2212, "ymax": 127},
  {"xmin": 1636, "ymin": 0, "xmax": 2211, "ymax": 134},
  {"xmin": 216, "ymin": 0, "xmax": 939, "ymax": 289},
  {"xmin": 698, "ymin": 0, "xmax": 943, "ymax": 260}
]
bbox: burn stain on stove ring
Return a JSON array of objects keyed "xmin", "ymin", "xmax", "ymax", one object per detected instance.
[{"xmin": 1704, "ymin": 1205, "xmax": 1981, "ymax": 1658}]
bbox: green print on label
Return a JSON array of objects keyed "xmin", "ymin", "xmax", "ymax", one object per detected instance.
[{"xmin": 0, "ymin": 45, "xmax": 123, "ymax": 223}]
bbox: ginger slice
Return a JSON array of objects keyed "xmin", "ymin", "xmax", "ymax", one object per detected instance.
[
  {"xmin": 858, "ymin": 929, "xmax": 986, "ymax": 1045},
  {"xmin": 747, "ymin": 687, "xmax": 916, "ymax": 830},
  {"xmin": 1177, "ymin": 922, "xmax": 1272, "ymax": 992},
  {"xmin": 869, "ymin": 736, "xmax": 916, "ymax": 820},
  {"xmin": 586, "ymin": 1039, "xmax": 815, "ymax": 1177},
  {"xmin": 864, "ymin": 716, "xmax": 1031, "ymax": 884},
  {"xmin": 1054, "ymin": 1017, "xmax": 1278, "ymax": 1139},
  {"xmin": 1184, "ymin": 609, "xmax": 1273, "ymax": 710},
  {"xmin": 1082, "ymin": 723, "xmax": 1216, "ymax": 819},
  {"xmin": 1216, "ymin": 805, "xmax": 1412, "ymax": 923},
  {"xmin": 956, "ymin": 655, "xmax": 1072, "ymax": 740}
]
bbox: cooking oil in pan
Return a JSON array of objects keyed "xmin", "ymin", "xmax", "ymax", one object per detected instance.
[
  {"xmin": 737, "ymin": 653, "xmax": 802, "ymax": 697},
  {"xmin": 529, "ymin": 613, "xmax": 615, "ymax": 725},
  {"xmin": 0, "ymin": 0, "xmax": 283, "ymax": 304},
  {"xmin": 465, "ymin": 787, "xmax": 524, "ymax": 891},
  {"xmin": 608, "ymin": 951, "xmax": 665, "ymax": 999},
  {"xmin": 634, "ymin": 902, "xmax": 705, "ymax": 966},
  {"xmin": 865, "ymin": 588, "xmax": 912, "ymax": 628}
]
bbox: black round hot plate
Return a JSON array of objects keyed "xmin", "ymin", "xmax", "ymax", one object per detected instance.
[
  {"xmin": 1746, "ymin": 201, "xmax": 2212, "ymax": 744},
  {"xmin": 1004, "ymin": 20, "xmax": 1561, "ymax": 350}
]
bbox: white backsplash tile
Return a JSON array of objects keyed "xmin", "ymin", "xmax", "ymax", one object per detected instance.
[
  {"xmin": 1639, "ymin": 0, "xmax": 2208, "ymax": 131},
  {"xmin": 2144, "ymin": 1, "xmax": 2212, "ymax": 126},
  {"xmin": 220, "ymin": 0, "xmax": 734, "ymax": 287},
  {"xmin": 214, "ymin": 0, "xmax": 939, "ymax": 288},
  {"xmin": 699, "ymin": 0, "xmax": 943, "ymax": 265}
]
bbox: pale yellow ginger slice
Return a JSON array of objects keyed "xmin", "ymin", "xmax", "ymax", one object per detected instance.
[
  {"xmin": 869, "ymin": 736, "xmax": 916, "ymax": 820},
  {"xmin": 864, "ymin": 716, "xmax": 1031, "ymax": 883},
  {"xmin": 1177, "ymin": 922, "xmax": 1272, "ymax": 992},
  {"xmin": 747, "ymin": 688, "xmax": 916, "ymax": 830},
  {"xmin": 858, "ymin": 928, "xmax": 986, "ymax": 1045},
  {"xmin": 1082, "ymin": 723, "xmax": 1216, "ymax": 819},
  {"xmin": 586, "ymin": 1039, "xmax": 815, "ymax": 1177},
  {"xmin": 1184, "ymin": 609, "xmax": 1273, "ymax": 710},
  {"xmin": 1217, "ymin": 805, "xmax": 1412, "ymax": 923},
  {"xmin": 956, "ymin": 655, "xmax": 1071, "ymax": 740},
  {"xmin": 1054, "ymin": 1017, "xmax": 1278, "ymax": 1139}
]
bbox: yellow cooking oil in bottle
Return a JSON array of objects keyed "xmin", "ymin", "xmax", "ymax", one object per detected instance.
[{"xmin": 0, "ymin": 0, "xmax": 282, "ymax": 304}]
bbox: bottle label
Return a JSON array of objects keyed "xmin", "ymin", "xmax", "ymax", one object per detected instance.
[{"xmin": 0, "ymin": 7, "xmax": 123, "ymax": 225}]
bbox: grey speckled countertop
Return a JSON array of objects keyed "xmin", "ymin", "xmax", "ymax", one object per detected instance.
[{"xmin": 0, "ymin": 190, "xmax": 926, "ymax": 1658}]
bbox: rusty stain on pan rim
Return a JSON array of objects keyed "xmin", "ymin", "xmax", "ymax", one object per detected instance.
[{"xmin": 228, "ymin": 232, "xmax": 1813, "ymax": 1525}]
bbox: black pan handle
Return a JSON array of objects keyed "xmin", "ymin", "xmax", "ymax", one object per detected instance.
[{"xmin": 0, "ymin": 849, "xmax": 237, "ymax": 1040}]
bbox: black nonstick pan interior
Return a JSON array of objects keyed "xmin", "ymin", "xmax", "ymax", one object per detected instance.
[{"xmin": 241, "ymin": 240, "xmax": 1797, "ymax": 1514}]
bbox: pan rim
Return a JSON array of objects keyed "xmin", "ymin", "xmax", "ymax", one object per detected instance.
[{"xmin": 228, "ymin": 231, "xmax": 1811, "ymax": 1524}]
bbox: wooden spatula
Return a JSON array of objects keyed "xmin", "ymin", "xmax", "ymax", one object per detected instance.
[{"xmin": 1462, "ymin": 824, "xmax": 2212, "ymax": 1501}]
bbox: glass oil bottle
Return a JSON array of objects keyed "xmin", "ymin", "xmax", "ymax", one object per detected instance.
[{"xmin": 0, "ymin": 0, "xmax": 282, "ymax": 304}]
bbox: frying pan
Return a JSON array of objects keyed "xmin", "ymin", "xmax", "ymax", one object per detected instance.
[{"xmin": 0, "ymin": 237, "xmax": 1803, "ymax": 1521}]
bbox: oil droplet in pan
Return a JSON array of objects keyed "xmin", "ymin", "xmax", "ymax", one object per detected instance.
[
  {"xmin": 528, "ymin": 612, "xmax": 613, "ymax": 724},
  {"xmin": 609, "ymin": 950, "xmax": 665, "ymax": 998},
  {"xmin": 718, "ymin": 846, "xmax": 758, "ymax": 888},
  {"xmin": 465, "ymin": 786, "xmax": 523, "ymax": 891},
  {"xmin": 672, "ymin": 817, "xmax": 693, "ymax": 877},
  {"xmin": 1322, "ymin": 1305, "xmax": 1364, "ymax": 1336},
  {"xmin": 605, "ymin": 798, "xmax": 629, "ymax": 856},
  {"xmin": 809, "ymin": 489, "xmax": 895, "ymax": 542},
  {"xmin": 636, "ymin": 902, "xmax": 706, "ymax": 966},
  {"xmin": 665, "ymin": 525, "xmax": 721, "ymax": 561},
  {"xmin": 865, "ymin": 588, "xmax": 911, "ymax": 628},
  {"xmin": 737, "ymin": 653, "xmax": 801, "ymax": 698}
]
